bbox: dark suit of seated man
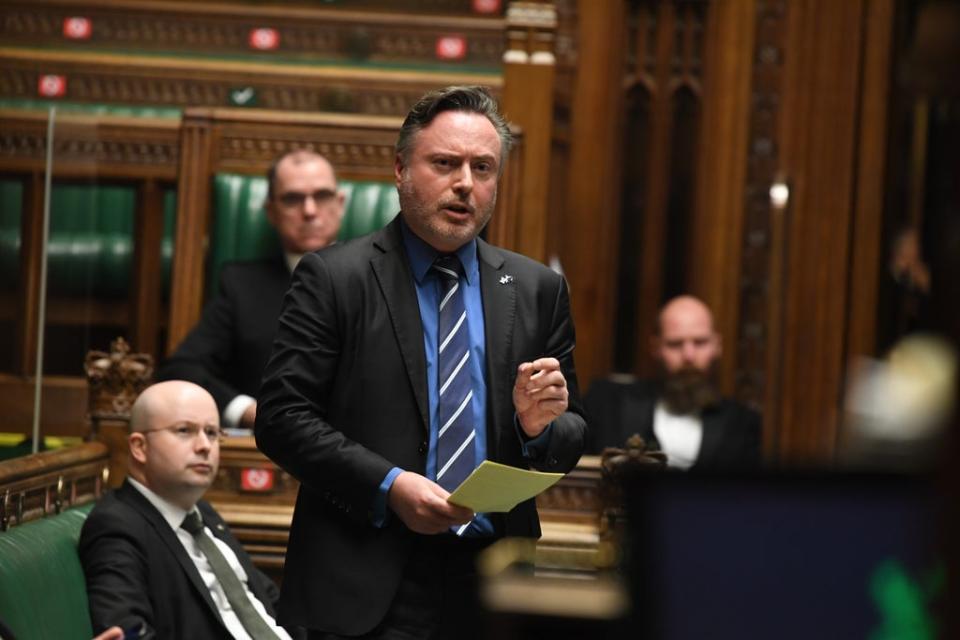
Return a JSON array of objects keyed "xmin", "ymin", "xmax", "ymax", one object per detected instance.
[
  {"xmin": 158, "ymin": 151, "xmax": 346, "ymax": 431},
  {"xmin": 79, "ymin": 380, "xmax": 302, "ymax": 640},
  {"xmin": 587, "ymin": 295, "xmax": 762, "ymax": 470}
]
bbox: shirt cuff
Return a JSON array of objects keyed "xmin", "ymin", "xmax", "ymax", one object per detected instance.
[
  {"xmin": 222, "ymin": 394, "xmax": 256, "ymax": 430},
  {"xmin": 514, "ymin": 415, "xmax": 554, "ymax": 460},
  {"xmin": 370, "ymin": 467, "xmax": 404, "ymax": 527}
]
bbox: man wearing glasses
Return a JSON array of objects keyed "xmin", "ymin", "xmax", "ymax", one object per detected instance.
[
  {"xmin": 159, "ymin": 150, "xmax": 346, "ymax": 432},
  {"xmin": 79, "ymin": 380, "xmax": 302, "ymax": 639}
]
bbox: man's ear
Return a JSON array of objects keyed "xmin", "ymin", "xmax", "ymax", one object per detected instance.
[
  {"xmin": 394, "ymin": 154, "xmax": 405, "ymax": 186},
  {"xmin": 129, "ymin": 433, "xmax": 148, "ymax": 465},
  {"xmin": 335, "ymin": 191, "xmax": 347, "ymax": 218}
]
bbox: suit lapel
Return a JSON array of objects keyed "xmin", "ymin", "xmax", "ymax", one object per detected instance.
[
  {"xmin": 370, "ymin": 219, "xmax": 430, "ymax": 432},
  {"xmin": 627, "ymin": 390, "xmax": 658, "ymax": 449},
  {"xmin": 693, "ymin": 405, "xmax": 724, "ymax": 470},
  {"xmin": 477, "ymin": 239, "xmax": 513, "ymax": 461},
  {"xmin": 116, "ymin": 483, "xmax": 223, "ymax": 622}
]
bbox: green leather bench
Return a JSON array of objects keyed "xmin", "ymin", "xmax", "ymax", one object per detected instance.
[
  {"xmin": 0, "ymin": 504, "xmax": 95, "ymax": 640},
  {"xmin": 0, "ymin": 175, "xmax": 398, "ymax": 299},
  {"xmin": 208, "ymin": 173, "xmax": 398, "ymax": 286}
]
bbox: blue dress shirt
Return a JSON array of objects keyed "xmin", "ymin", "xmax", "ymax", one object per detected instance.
[{"xmin": 370, "ymin": 219, "xmax": 551, "ymax": 536}]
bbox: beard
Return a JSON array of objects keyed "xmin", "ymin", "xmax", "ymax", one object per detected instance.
[
  {"xmin": 658, "ymin": 361, "xmax": 721, "ymax": 415},
  {"xmin": 397, "ymin": 173, "xmax": 495, "ymax": 251}
]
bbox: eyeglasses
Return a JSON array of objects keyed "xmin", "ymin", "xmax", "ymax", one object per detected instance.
[
  {"xmin": 141, "ymin": 423, "xmax": 224, "ymax": 442},
  {"xmin": 275, "ymin": 189, "xmax": 338, "ymax": 208}
]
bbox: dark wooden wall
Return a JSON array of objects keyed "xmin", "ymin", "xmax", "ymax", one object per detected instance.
[{"xmin": 553, "ymin": 0, "xmax": 915, "ymax": 465}]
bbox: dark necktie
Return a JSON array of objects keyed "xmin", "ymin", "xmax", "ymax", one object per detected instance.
[
  {"xmin": 432, "ymin": 255, "xmax": 477, "ymax": 493},
  {"xmin": 180, "ymin": 511, "xmax": 281, "ymax": 640}
]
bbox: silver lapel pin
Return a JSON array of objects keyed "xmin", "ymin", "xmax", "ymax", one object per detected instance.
[{"xmin": 499, "ymin": 274, "xmax": 514, "ymax": 285}]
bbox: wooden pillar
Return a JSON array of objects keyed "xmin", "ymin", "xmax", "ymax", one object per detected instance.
[
  {"xmin": 688, "ymin": 0, "xmax": 756, "ymax": 396},
  {"xmin": 561, "ymin": 0, "xmax": 628, "ymax": 389},
  {"xmin": 770, "ymin": 0, "xmax": 870, "ymax": 462},
  {"xmin": 130, "ymin": 178, "xmax": 164, "ymax": 357},
  {"xmin": 633, "ymin": 2, "xmax": 678, "ymax": 376},
  {"xmin": 845, "ymin": 0, "xmax": 895, "ymax": 362},
  {"xmin": 499, "ymin": 1, "xmax": 557, "ymax": 264},
  {"xmin": 166, "ymin": 112, "xmax": 214, "ymax": 354},
  {"xmin": 15, "ymin": 172, "xmax": 45, "ymax": 376}
]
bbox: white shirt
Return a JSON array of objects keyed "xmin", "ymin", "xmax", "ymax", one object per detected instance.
[
  {"xmin": 652, "ymin": 401, "xmax": 703, "ymax": 470},
  {"xmin": 127, "ymin": 478, "xmax": 291, "ymax": 640}
]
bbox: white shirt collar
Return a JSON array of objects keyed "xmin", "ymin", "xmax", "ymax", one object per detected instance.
[
  {"xmin": 284, "ymin": 252, "xmax": 303, "ymax": 273},
  {"xmin": 127, "ymin": 476, "xmax": 195, "ymax": 532}
]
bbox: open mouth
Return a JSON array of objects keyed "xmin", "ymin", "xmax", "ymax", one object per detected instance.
[{"xmin": 441, "ymin": 203, "xmax": 474, "ymax": 216}]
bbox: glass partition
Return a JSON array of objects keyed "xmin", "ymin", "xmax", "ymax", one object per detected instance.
[{"xmin": 0, "ymin": 105, "xmax": 180, "ymax": 457}]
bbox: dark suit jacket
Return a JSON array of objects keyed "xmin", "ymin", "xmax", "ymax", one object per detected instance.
[
  {"xmin": 158, "ymin": 257, "xmax": 290, "ymax": 415},
  {"xmin": 585, "ymin": 378, "xmax": 762, "ymax": 470},
  {"xmin": 78, "ymin": 481, "xmax": 295, "ymax": 639},
  {"xmin": 255, "ymin": 217, "xmax": 588, "ymax": 634}
]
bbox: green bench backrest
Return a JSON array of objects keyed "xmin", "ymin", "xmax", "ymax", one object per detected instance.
[
  {"xmin": 0, "ymin": 504, "xmax": 95, "ymax": 640},
  {"xmin": 0, "ymin": 180, "xmax": 176, "ymax": 297},
  {"xmin": 209, "ymin": 173, "xmax": 398, "ymax": 287},
  {"xmin": 0, "ymin": 176, "xmax": 397, "ymax": 298}
]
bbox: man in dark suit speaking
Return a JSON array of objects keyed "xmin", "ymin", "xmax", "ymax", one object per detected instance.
[
  {"xmin": 79, "ymin": 381, "xmax": 300, "ymax": 639},
  {"xmin": 587, "ymin": 295, "xmax": 762, "ymax": 470},
  {"xmin": 158, "ymin": 150, "xmax": 346, "ymax": 431},
  {"xmin": 255, "ymin": 86, "xmax": 587, "ymax": 638}
]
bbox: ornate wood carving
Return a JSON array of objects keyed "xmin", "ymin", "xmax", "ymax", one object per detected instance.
[
  {"xmin": 627, "ymin": 0, "xmax": 709, "ymax": 378},
  {"xmin": 84, "ymin": 336, "xmax": 153, "ymax": 423},
  {"xmin": 0, "ymin": 109, "xmax": 180, "ymax": 178},
  {"xmin": 735, "ymin": 0, "xmax": 787, "ymax": 411},
  {"xmin": 0, "ymin": 48, "xmax": 502, "ymax": 116},
  {"xmin": 1, "ymin": 1, "xmax": 504, "ymax": 68},
  {"xmin": 0, "ymin": 441, "xmax": 109, "ymax": 530}
]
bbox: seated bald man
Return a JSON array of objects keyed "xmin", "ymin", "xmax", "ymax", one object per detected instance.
[
  {"xmin": 79, "ymin": 381, "xmax": 302, "ymax": 639},
  {"xmin": 586, "ymin": 295, "xmax": 762, "ymax": 470}
]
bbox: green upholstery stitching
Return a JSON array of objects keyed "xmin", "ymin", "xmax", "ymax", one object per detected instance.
[{"xmin": 0, "ymin": 504, "xmax": 95, "ymax": 640}]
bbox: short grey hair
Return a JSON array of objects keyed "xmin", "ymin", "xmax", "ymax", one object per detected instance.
[{"xmin": 395, "ymin": 85, "xmax": 513, "ymax": 171}]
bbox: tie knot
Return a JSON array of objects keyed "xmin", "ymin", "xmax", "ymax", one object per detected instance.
[
  {"xmin": 433, "ymin": 255, "xmax": 463, "ymax": 283},
  {"xmin": 180, "ymin": 510, "xmax": 204, "ymax": 536}
]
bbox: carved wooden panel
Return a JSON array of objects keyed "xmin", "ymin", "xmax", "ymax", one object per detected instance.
[
  {"xmin": 0, "ymin": 442, "xmax": 109, "ymax": 530},
  {"xmin": 735, "ymin": 0, "xmax": 787, "ymax": 409},
  {"xmin": 0, "ymin": 48, "xmax": 502, "ymax": 116},
  {"xmin": 620, "ymin": 0, "xmax": 709, "ymax": 376},
  {"xmin": 1, "ymin": 1, "xmax": 504, "ymax": 68},
  {"xmin": 0, "ymin": 109, "xmax": 180, "ymax": 178}
]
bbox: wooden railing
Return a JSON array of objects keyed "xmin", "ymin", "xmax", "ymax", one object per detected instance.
[{"xmin": 0, "ymin": 441, "xmax": 110, "ymax": 530}]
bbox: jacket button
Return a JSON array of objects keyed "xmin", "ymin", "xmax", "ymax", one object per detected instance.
[{"xmin": 418, "ymin": 441, "xmax": 428, "ymax": 454}]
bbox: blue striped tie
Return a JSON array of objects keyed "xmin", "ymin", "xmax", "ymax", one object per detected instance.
[{"xmin": 433, "ymin": 255, "xmax": 477, "ymax": 493}]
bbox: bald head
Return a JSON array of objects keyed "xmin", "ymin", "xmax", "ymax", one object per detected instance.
[
  {"xmin": 127, "ymin": 381, "xmax": 220, "ymax": 510},
  {"xmin": 652, "ymin": 295, "xmax": 722, "ymax": 374}
]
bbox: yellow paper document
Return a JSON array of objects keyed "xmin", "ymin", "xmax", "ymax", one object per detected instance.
[{"xmin": 447, "ymin": 460, "xmax": 564, "ymax": 513}]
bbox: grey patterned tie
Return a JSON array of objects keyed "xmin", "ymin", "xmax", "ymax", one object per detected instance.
[{"xmin": 180, "ymin": 511, "xmax": 281, "ymax": 639}]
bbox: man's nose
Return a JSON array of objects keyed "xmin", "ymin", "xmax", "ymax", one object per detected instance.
[
  {"xmin": 453, "ymin": 164, "xmax": 474, "ymax": 194},
  {"xmin": 302, "ymin": 194, "xmax": 318, "ymax": 217}
]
